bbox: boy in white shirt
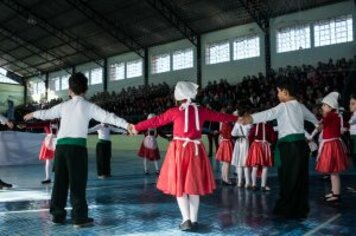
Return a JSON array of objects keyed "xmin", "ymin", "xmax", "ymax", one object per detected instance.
[
  {"xmin": 24, "ymin": 73, "xmax": 132, "ymax": 227},
  {"xmin": 240, "ymin": 79, "xmax": 318, "ymax": 219}
]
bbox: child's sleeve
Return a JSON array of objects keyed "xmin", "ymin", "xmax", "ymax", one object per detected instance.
[
  {"xmin": 251, "ymin": 103, "xmax": 283, "ymax": 124},
  {"xmin": 301, "ymin": 104, "xmax": 318, "ymax": 126},
  {"xmin": 90, "ymin": 104, "xmax": 128, "ymax": 129},
  {"xmin": 109, "ymin": 126, "xmax": 127, "ymax": 134},
  {"xmin": 203, "ymin": 108, "xmax": 237, "ymax": 123},
  {"xmin": 0, "ymin": 115, "xmax": 8, "ymax": 125},
  {"xmin": 33, "ymin": 104, "xmax": 63, "ymax": 120},
  {"xmin": 88, "ymin": 124, "xmax": 102, "ymax": 133},
  {"xmin": 135, "ymin": 109, "xmax": 175, "ymax": 132}
]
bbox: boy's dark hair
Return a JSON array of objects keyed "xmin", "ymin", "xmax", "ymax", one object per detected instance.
[
  {"xmin": 69, "ymin": 72, "xmax": 88, "ymax": 95},
  {"xmin": 351, "ymin": 93, "xmax": 356, "ymax": 100},
  {"xmin": 276, "ymin": 78, "xmax": 299, "ymax": 98},
  {"xmin": 238, "ymin": 106, "xmax": 250, "ymax": 116}
]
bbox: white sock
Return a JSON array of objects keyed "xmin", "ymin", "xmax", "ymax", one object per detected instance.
[
  {"xmin": 244, "ymin": 167, "xmax": 251, "ymax": 186},
  {"xmin": 176, "ymin": 195, "xmax": 190, "ymax": 222},
  {"xmin": 143, "ymin": 158, "xmax": 148, "ymax": 172},
  {"xmin": 45, "ymin": 160, "xmax": 51, "ymax": 180},
  {"xmin": 154, "ymin": 161, "xmax": 159, "ymax": 171},
  {"xmin": 251, "ymin": 167, "xmax": 258, "ymax": 187},
  {"xmin": 189, "ymin": 195, "xmax": 200, "ymax": 223},
  {"xmin": 261, "ymin": 167, "xmax": 268, "ymax": 187},
  {"xmin": 237, "ymin": 167, "xmax": 243, "ymax": 186}
]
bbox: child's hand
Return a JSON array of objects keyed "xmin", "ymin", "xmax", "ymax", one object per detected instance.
[
  {"xmin": 17, "ymin": 124, "xmax": 26, "ymax": 129},
  {"xmin": 5, "ymin": 121, "xmax": 14, "ymax": 129},
  {"xmin": 24, "ymin": 113, "xmax": 34, "ymax": 121},
  {"xmin": 239, "ymin": 115, "xmax": 253, "ymax": 125}
]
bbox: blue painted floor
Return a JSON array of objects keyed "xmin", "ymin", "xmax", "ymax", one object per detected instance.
[{"xmin": 0, "ymin": 149, "xmax": 355, "ymax": 235}]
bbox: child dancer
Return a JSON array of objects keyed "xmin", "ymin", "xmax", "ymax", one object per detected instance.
[
  {"xmin": 24, "ymin": 72, "xmax": 132, "ymax": 227},
  {"xmin": 231, "ymin": 109, "xmax": 251, "ymax": 188},
  {"xmin": 215, "ymin": 107, "xmax": 234, "ymax": 185},
  {"xmin": 349, "ymin": 94, "xmax": 356, "ymax": 169},
  {"xmin": 246, "ymin": 122, "xmax": 276, "ymax": 191},
  {"xmin": 0, "ymin": 114, "xmax": 14, "ymax": 189},
  {"xmin": 19, "ymin": 120, "xmax": 58, "ymax": 184},
  {"xmin": 315, "ymin": 92, "xmax": 349, "ymax": 204},
  {"xmin": 240, "ymin": 79, "xmax": 318, "ymax": 219},
  {"xmin": 132, "ymin": 81, "xmax": 238, "ymax": 231},
  {"xmin": 88, "ymin": 123, "xmax": 127, "ymax": 179},
  {"xmin": 138, "ymin": 114, "xmax": 160, "ymax": 175}
]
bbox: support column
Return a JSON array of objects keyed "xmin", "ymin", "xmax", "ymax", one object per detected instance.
[
  {"xmin": 24, "ymin": 81, "xmax": 27, "ymax": 104},
  {"xmin": 103, "ymin": 58, "xmax": 108, "ymax": 91},
  {"xmin": 196, "ymin": 35, "xmax": 202, "ymax": 87},
  {"xmin": 144, "ymin": 48, "xmax": 149, "ymax": 86},
  {"xmin": 45, "ymin": 73, "xmax": 49, "ymax": 101},
  {"xmin": 264, "ymin": 21, "xmax": 271, "ymax": 77}
]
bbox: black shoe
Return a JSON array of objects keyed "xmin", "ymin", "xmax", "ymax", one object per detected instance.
[
  {"xmin": 73, "ymin": 217, "xmax": 94, "ymax": 228},
  {"xmin": 222, "ymin": 181, "xmax": 234, "ymax": 186},
  {"xmin": 179, "ymin": 220, "xmax": 192, "ymax": 231},
  {"xmin": 233, "ymin": 173, "xmax": 237, "ymax": 176},
  {"xmin": 144, "ymin": 171, "xmax": 149, "ymax": 175},
  {"xmin": 324, "ymin": 194, "xmax": 341, "ymax": 206},
  {"xmin": 251, "ymin": 186, "xmax": 258, "ymax": 191},
  {"xmin": 0, "ymin": 179, "xmax": 13, "ymax": 188},
  {"xmin": 320, "ymin": 191, "xmax": 333, "ymax": 200},
  {"xmin": 191, "ymin": 222, "xmax": 199, "ymax": 231},
  {"xmin": 52, "ymin": 217, "xmax": 65, "ymax": 224},
  {"xmin": 41, "ymin": 179, "xmax": 51, "ymax": 184},
  {"xmin": 261, "ymin": 186, "xmax": 271, "ymax": 192}
]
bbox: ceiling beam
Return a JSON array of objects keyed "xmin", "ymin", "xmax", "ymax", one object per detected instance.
[
  {"xmin": 237, "ymin": 0, "xmax": 269, "ymax": 32},
  {"xmin": 145, "ymin": 0, "xmax": 198, "ymax": 46},
  {"xmin": 0, "ymin": 0, "xmax": 104, "ymax": 68},
  {"xmin": 0, "ymin": 48, "xmax": 40, "ymax": 76},
  {"xmin": 65, "ymin": 0, "xmax": 145, "ymax": 58},
  {"xmin": 0, "ymin": 26, "xmax": 73, "ymax": 74}
]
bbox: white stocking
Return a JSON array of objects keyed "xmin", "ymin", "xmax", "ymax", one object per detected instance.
[
  {"xmin": 261, "ymin": 167, "xmax": 268, "ymax": 187},
  {"xmin": 244, "ymin": 167, "xmax": 251, "ymax": 186},
  {"xmin": 251, "ymin": 167, "xmax": 258, "ymax": 187},
  {"xmin": 143, "ymin": 158, "xmax": 148, "ymax": 172},
  {"xmin": 237, "ymin": 167, "xmax": 243, "ymax": 186},
  {"xmin": 154, "ymin": 160, "xmax": 159, "ymax": 171},
  {"xmin": 188, "ymin": 195, "xmax": 200, "ymax": 223},
  {"xmin": 176, "ymin": 195, "xmax": 190, "ymax": 222},
  {"xmin": 45, "ymin": 160, "xmax": 52, "ymax": 180}
]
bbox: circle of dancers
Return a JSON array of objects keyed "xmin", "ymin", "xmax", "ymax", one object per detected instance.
[{"xmin": 0, "ymin": 72, "xmax": 355, "ymax": 231}]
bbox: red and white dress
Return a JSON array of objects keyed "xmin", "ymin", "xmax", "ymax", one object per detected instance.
[
  {"xmin": 316, "ymin": 111, "xmax": 348, "ymax": 173},
  {"xmin": 216, "ymin": 122, "xmax": 234, "ymax": 163},
  {"xmin": 138, "ymin": 129, "xmax": 160, "ymax": 161},
  {"xmin": 246, "ymin": 123, "xmax": 276, "ymax": 167},
  {"xmin": 27, "ymin": 121, "xmax": 58, "ymax": 160},
  {"xmin": 134, "ymin": 104, "xmax": 237, "ymax": 197}
]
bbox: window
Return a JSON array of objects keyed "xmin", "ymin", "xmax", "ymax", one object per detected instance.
[
  {"xmin": 61, "ymin": 75, "xmax": 69, "ymax": 90},
  {"xmin": 277, "ymin": 25, "xmax": 311, "ymax": 53},
  {"xmin": 314, "ymin": 14, "xmax": 353, "ymax": 47},
  {"xmin": 0, "ymin": 68, "xmax": 19, "ymax": 84},
  {"xmin": 126, "ymin": 59, "xmax": 143, "ymax": 78},
  {"xmin": 206, "ymin": 41, "xmax": 230, "ymax": 64},
  {"xmin": 84, "ymin": 71, "xmax": 90, "ymax": 80},
  {"xmin": 109, "ymin": 63, "xmax": 125, "ymax": 81},
  {"xmin": 37, "ymin": 81, "xmax": 46, "ymax": 95},
  {"xmin": 54, "ymin": 77, "xmax": 60, "ymax": 91},
  {"xmin": 90, "ymin": 67, "xmax": 103, "ymax": 85},
  {"xmin": 233, "ymin": 35, "xmax": 260, "ymax": 60},
  {"xmin": 173, "ymin": 48, "xmax": 193, "ymax": 70},
  {"xmin": 152, "ymin": 54, "xmax": 170, "ymax": 74}
]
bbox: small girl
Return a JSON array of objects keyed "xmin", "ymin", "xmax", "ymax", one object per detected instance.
[
  {"xmin": 231, "ymin": 108, "xmax": 252, "ymax": 188},
  {"xmin": 246, "ymin": 122, "xmax": 276, "ymax": 191},
  {"xmin": 215, "ymin": 107, "xmax": 234, "ymax": 185},
  {"xmin": 20, "ymin": 120, "xmax": 58, "ymax": 184},
  {"xmin": 138, "ymin": 113, "xmax": 161, "ymax": 175},
  {"xmin": 132, "ymin": 81, "xmax": 238, "ymax": 231},
  {"xmin": 315, "ymin": 92, "xmax": 349, "ymax": 204}
]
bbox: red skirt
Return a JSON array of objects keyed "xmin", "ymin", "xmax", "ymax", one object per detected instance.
[
  {"xmin": 39, "ymin": 141, "xmax": 55, "ymax": 160},
  {"xmin": 316, "ymin": 139, "xmax": 349, "ymax": 173},
  {"xmin": 216, "ymin": 140, "xmax": 233, "ymax": 163},
  {"xmin": 138, "ymin": 142, "xmax": 160, "ymax": 161},
  {"xmin": 246, "ymin": 141, "xmax": 273, "ymax": 167},
  {"xmin": 157, "ymin": 140, "xmax": 216, "ymax": 197}
]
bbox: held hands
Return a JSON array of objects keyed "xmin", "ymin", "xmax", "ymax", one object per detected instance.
[
  {"xmin": 23, "ymin": 112, "xmax": 34, "ymax": 121},
  {"xmin": 126, "ymin": 124, "xmax": 138, "ymax": 136},
  {"xmin": 238, "ymin": 115, "xmax": 253, "ymax": 125}
]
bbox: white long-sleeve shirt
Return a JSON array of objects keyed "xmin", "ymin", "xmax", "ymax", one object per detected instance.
[
  {"xmin": 349, "ymin": 112, "xmax": 356, "ymax": 135},
  {"xmin": 88, "ymin": 123, "xmax": 127, "ymax": 140},
  {"xmin": 33, "ymin": 96, "xmax": 128, "ymax": 140},
  {"xmin": 0, "ymin": 114, "xmax": 8, "ymax": 125},
  {"xmin": 251, "ymin": 100, "xmax": 318, "ymax": 139}
]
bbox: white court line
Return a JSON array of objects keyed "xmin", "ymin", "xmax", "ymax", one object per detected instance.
[{"xmin": 303, "ymin": 213, "xmax": 341, "ymax": 236}]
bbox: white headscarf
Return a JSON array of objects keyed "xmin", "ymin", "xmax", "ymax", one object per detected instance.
[
  {"xmin": 322, "ymin": 92, "xmax": 339, "ymax": 109},
  {"xmin": 174, "ymin": 81, "xmax": 200, "ymax": 133}
]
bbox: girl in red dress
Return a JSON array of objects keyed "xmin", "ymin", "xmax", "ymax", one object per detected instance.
[
  {"xmin": 21, "ymin": 120, "xmax": 58, "ymax": 184},
  {"xmin": 246, "ymin": 122, "xmax": 276, "ymax": 191},
  {"xmin": 133, "ymin": 81, "xmax": 237, "ymax": 231},
  {"xmin": 315, "ymin": 92, "xmax": 348, "ymax": 204},
  {"xmin": 215, "ymin": 107, "xmax": 234, "ymax": 185},
  {"xmin": 138, "ymin": 113, "xmax": 161, "ymax": 175}
]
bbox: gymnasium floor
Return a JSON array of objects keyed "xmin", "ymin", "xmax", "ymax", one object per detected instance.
[{"xmin": 0, "ymin": 135, "xmax": 355, "ymax": 235}]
